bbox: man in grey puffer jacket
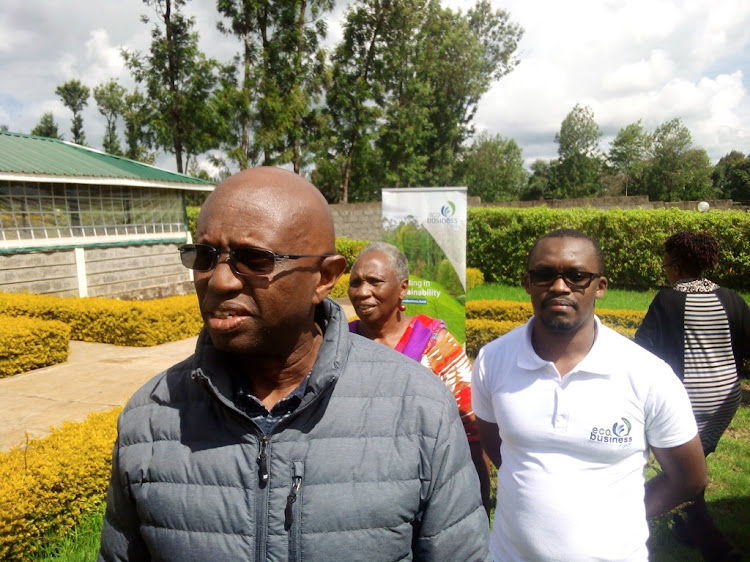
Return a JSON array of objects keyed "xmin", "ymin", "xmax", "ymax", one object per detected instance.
[{"xmin": 99, "ymin": 166, "xmax": 489, "ymax": 561}]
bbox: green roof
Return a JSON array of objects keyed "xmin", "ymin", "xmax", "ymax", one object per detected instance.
[{"xmin": 0, "ymin": 131, "xmax": 214, "ymax": 190}]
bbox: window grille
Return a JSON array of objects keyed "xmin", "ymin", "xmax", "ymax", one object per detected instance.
[{"xmin": 0, "ymin": 181, "xmax": 185, "ymax": 246}]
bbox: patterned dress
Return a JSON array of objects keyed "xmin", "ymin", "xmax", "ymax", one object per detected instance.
[{"xmin": 635, "ymin": 279, "xmax": 750, "ymax": 454}]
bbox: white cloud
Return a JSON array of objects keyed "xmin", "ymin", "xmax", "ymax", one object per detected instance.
[{"xmin": 2, "ymin": 0, "xmax": 750, "ymax": 172}]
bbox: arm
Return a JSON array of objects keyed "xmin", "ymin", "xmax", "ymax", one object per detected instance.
[
  {"xmin": 476, "ymin": 417, "xmax": 502, "ymax": 469},
  {"xmin": 645, "ymin": 434, "xmax": 708, "ymax": 518},
  {"xmin": 98, "ymin": 442, "xmax": 149, "ymax": 561},
  {"xmin": 413, "ymin": 399, "xmax": 490, "ymax": 561},
  {"xmin": 424, "ymin": 330, "xmax": 494, "ymax": 513}
]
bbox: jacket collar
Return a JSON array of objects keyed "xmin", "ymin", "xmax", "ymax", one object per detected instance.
[{"xmin": 192, "ymin": 297, "xmax": 348, "ymax": 409}]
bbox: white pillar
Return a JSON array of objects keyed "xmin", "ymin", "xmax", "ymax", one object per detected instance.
[{"xmin": 74, "ymin": 247, "xmax": 88, "ymax": 297}]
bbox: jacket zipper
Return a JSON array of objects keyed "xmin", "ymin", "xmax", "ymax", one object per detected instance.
[
  {"xmin": 193, "ymin": 368, "xmax": 337, "ymax": 560},
  {"xmin": 258, "ymin": 436, "xmax": 270, "ymax": 484},
  {"xmin": 285, "ymin": 461, "xmax": 305, "ymax": 562}
]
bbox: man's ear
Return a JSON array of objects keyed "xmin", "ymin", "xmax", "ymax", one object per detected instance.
[
  {"xmin": 523, "ymin": 272, "xmax": 532, "ymax": 295},
  {"xmin": 594, "ymin": 275, "xmax": 608, "ymax": 300},
  {"xmin": 313, "ymin": 255, "xmax": 347, "ymax": 304}
]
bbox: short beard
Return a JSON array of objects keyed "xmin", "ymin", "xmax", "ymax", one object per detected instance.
[{"xmin": 541, "ymin": 316, "xmax": 576, "ymax": 332}]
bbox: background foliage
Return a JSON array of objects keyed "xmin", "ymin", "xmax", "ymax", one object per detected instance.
[{"xmin": 467, "ymin": 207, "xmax": 750, "ymax": 291}]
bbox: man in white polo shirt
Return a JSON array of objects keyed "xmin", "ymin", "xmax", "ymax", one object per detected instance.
[{"xmin": 472, "ymin": 228, "xmax": 708, "ymax": 561}]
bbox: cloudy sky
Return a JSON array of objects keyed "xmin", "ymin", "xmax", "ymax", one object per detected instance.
[{"xmin": 2, "ymin": 0, "xmax": 749, "ymax": 173}]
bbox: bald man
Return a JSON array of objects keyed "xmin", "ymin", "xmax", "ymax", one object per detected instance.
[{"xmin": 99, "ymin": 167, "xmax": 489, "ymax": 561}]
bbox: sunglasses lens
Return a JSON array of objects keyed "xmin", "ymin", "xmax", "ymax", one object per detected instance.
[
  {"xmin": 529, "ymin": 270, "xmax": 557, "ymax": 285},
  {"xmin": 180, "ymin": 245, "xmax": 216, "ymax": 271},
  {"xmin": 564, "ymin": 271, "xmax": 589, "ymax": 287},
  {"xmin": 232, "ymin": 248, "xmax": 276, "ymax": 274}
]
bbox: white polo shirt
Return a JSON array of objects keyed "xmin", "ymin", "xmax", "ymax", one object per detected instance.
[{"xmin": 472, "ymin": 316, "xmax": 697, "ymax": 562}]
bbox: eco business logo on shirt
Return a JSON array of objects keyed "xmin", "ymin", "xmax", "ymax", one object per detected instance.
[
  {"xmin": 427, "ymin": 201, "xmax": 459, "ymax": 228},
  {"xmin": 590, "ymin": 417, "xmax": 633, "ymax": 445}
]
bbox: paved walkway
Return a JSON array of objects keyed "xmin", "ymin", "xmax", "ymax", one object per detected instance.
[{"xmin": 0, "ymin": 299, "xmax": 355, "ymax": 452}]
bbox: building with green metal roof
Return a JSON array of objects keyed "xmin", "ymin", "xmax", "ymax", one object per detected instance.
[{"xmin": 0, "ymin": 131, "xmax": 214, "ymax": 298}]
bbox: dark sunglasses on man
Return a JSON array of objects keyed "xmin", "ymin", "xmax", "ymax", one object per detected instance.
[
  {"xmin": 179, "ymin": 243, "xmax": 333, "ymax": 276},
  {"xmin": 527, "ymin": 268, "xmax": 602, "ymax": 290}
]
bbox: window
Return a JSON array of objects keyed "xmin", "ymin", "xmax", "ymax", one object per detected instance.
[{"xmin": 0, "ymin": 181, "xmax": 185, "ymax": 248}]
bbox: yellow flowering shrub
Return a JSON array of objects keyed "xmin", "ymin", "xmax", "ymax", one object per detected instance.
[
  {"xmin": 0, "ymin": 315, "xmax": 70, "ymax": 378},
  {"xmin": 466, "ymin": 300, "xmax": 533, "ymax": 323},
  {"xmin": 0, "ymin": 292, "xmax": 202, "ymax": 346},
  {"xmin": 0, "ymin": 407, "xmax": 120, "ymax": 560},
  {"xmin": 329, "ymin": 273, "xmax": 351, "ymax": 299}
]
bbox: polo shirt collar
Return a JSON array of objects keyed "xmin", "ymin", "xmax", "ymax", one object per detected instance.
[{"xmin": 517, "ymin": 315, "xmax": 612, "ymax": 377}]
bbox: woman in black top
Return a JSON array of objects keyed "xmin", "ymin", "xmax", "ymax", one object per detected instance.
[{"xmin": 636, "ymin": 231, "xmax": 749, "ymax": 562}]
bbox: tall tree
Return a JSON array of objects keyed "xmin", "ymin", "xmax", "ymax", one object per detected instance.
[
  {"xmin": 216, "ymin": 0, "xmax": 258, "ymax": 169},
  {"xmin": 55, "ymin": 79, "xmax": 89, "ymax": 145},
  {"xmin": 122, "ymin": 89, "xmax": 155, "ymax": 163},
  {"xmin": 643, "ymin": 118, "xmax": 714, "ymax": 201},
  {"xmin": 552, "ymin": 104, "xmax": 603, "ymax": 197},
  {"xmin": 123, "ymin": 0, "xmax": 222, "ymax": 173},
  {"xmin": 607, "ymin": 120, "xmax": 649, "ymax": 196},
  {"xmin": 418, "ymin": 0, "xmax": 522, "ymax": 185},
  {"xmin": 94, "ymin": 79, "xmax": 126, "ymax": 155},
  {"xmin": 216, "ymin": 0, "xmax": 334, "ymax": 172},
  {"xmin": 30, "ymin": 112, "xmax": 62, "ymax": 139},
  {"xmin": 521, "ymin": 159, "xmax": 554, "ymax": 200},
  {"xmin": 458, "ymin": 131, "xmax": 527, "ymax": 201},
  {"xmin": 321, "ymin": 0, "xmax": 522, "ymax": 201},
  {"xmin": 713, "ymin": 150, "xmax": 750, "ymax": 202},
  {"xmin": 322, "ymin": 0, "xmax": 396, "ymax": 202}
]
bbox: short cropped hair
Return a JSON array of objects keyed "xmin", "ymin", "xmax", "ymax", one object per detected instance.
[
  {"xmin": 354, "ymin": 242, "xmax": 410, "ymax": 282},
  {"xmin": 527, "ymin": 228, "xmax": 605, "ymax": 273},
  {"xmin": 664, "ymin": 230, "xmax": 719, "ymax": 277}
]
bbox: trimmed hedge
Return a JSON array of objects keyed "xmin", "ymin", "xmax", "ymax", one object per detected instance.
[
  {"xmin": 467, "ymin": 207, "xmax": 750, "ymax": 291},
  {"xmin": 0, "ymin": 408, "xmax": 120, "ymax": 560},
  {"xmin": 465, "ymin": 300, "xmax": 644, "ymax": 357},
  {"xmin": 0, "ymin": 292, "xmax": 202, "ymax": 347},
  {"xmin": 0, "ymin": 316, "xmax": 71, "ymax": 379}
]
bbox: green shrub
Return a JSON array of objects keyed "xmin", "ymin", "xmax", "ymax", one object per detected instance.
[
  {"xmin": 466, "ymin": 268, "xmax": 484, "ymax": 291},
  {"xmin": 0, "ymin": 292, "xmax": 202, "ymax": 347},
  {"xmin": 0, "ymin": 408, "xmax": 120, "ymax": 560},
  {"xmin": 335, "ymin": 237, "xmax": 370, "ymax": 272},
  {"xmin": 467, "ymin": 207, "xmax": 750, "ymax": 291},
  {"xmin": 186, "ymin": 205, "xmax": 199, "ymax": 239},
  {"xmin": 0, "ymin": 316, "xmax": 71, "ymax": 378}
]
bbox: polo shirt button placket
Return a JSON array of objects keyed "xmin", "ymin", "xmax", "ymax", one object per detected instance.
[{"xmin": 553, "ymin": 384, "xmax": 569, "ymax": 433}]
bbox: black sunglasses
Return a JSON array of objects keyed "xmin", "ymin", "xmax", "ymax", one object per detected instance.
[
  {"xmin": 179, "ymin": 244, "xmax": 333, "ymax": 276},
  {"xmin": 527, "ymin": 268, "xmax": 602, "ymax": 289}
]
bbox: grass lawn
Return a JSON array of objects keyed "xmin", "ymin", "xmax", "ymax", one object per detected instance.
[{"xmin": 31, "ymin": 505, "xmax": 104, "ymax": 562}]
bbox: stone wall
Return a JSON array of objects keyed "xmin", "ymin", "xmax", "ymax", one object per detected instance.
[
  {"xmin": 0, "ymin": 243, "xmax": 193, "ymax": 299},
  {"xmin": 329, "ymin": 202, "xmax": 383, "ymax": 241},
  {"xmin": 0, "ymin": 250, "xmax": 80, "ymax": 296}
]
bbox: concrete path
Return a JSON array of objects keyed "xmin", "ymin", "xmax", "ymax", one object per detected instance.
[
  {"xmin": 0, "ymin": 337, "xmax": 198, "ymax": 452},
  {"xmin": 0, "ymin": 299, "xmax": 355, "ymax": 452}
]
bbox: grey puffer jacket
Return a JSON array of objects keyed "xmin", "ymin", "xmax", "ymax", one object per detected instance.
[{"xmin": 99, "ymin": 299, "xmax": 489, "ymax": 561}]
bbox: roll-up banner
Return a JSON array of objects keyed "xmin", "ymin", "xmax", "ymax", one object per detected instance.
[{"xmin": 381, "ymin": 187, "xmax": 467, "ymax": 343}]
